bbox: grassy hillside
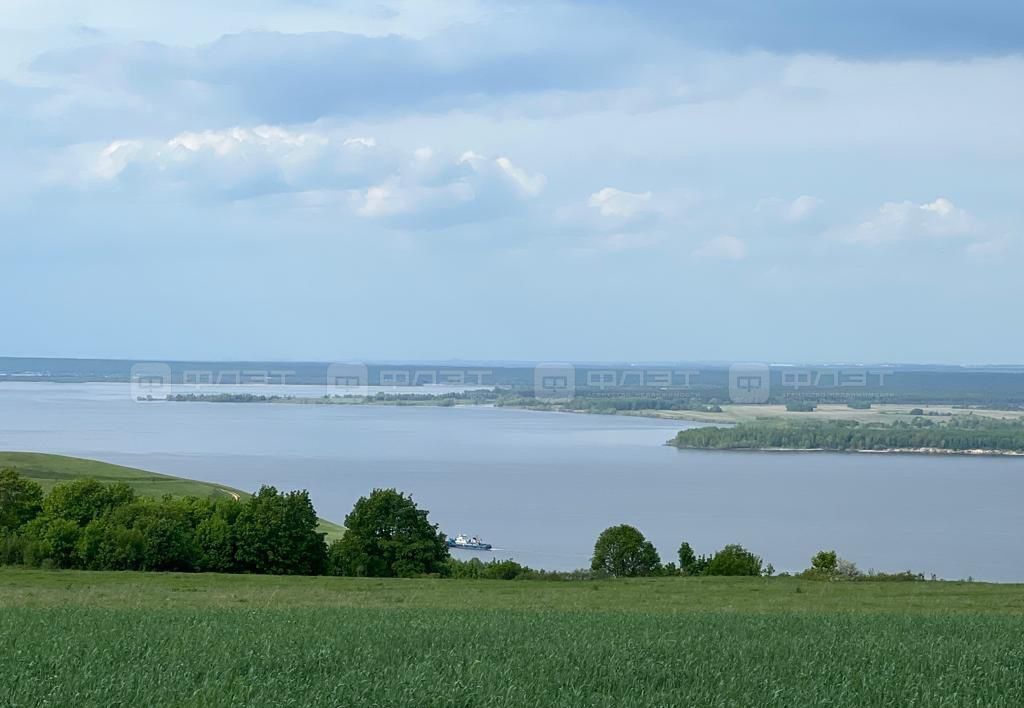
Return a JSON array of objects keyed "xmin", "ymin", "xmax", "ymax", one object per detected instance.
[
  {"xmin": 0, "ymin": 451, "xmax": 345, "ymax": 541},
  {"xmin": 2, "ymin": 570, "xmax": 1024, "ymax": 706}
]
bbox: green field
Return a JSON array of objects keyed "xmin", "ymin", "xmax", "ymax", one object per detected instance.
[
  {"xmin": 0, "ymin": 451, "xmax": 346, "ymax": 541},
  {"xmin": 2, "ymin": 570, "xmax": 1024, "ymax": 706}
]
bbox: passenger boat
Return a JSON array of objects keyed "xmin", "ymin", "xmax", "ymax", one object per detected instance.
[{"xmin": 447, "ymin": 533, "xmax": 493, "ymax": 551}]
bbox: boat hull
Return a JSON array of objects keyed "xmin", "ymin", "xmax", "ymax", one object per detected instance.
[{"xmin": 447, "ymin": 542, "xmax": 493, "ymax": 551}]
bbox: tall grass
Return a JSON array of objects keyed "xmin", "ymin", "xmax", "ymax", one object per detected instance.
[{"xmin": 3, "ymin": 608, "xmax": 1024, "ymax": 706}]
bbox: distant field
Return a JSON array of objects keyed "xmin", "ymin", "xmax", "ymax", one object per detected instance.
[
  {"xmin": 2, "ymin": 569, "xmax": 1024, "ymax": 706},
  {"xmin": 0, "ymin": 451, "xmax": 346, "ymax": 541},
  {"xmin": 3, "ymin": 568, "xmax": 1024, "ymax": 613},
  {"xmin": 637, "ymin": 403, "xmax": 1024, "ymax": 425}
]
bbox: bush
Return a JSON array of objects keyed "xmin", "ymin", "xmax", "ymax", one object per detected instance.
[
  {"xmin": 811, "ymin": 550, "xmax": 838, "ymax": 575},
  {"xmin": 446, "ymin": 558, "xmax": 530, "ymax": 580},
  {"xmin": 785, "ymin": 401, "xmax": 817, "ymax": 412},
  {"xmin": 40, "ymin": 518, "xmax": 81, "ymax": 568},
  {"xmin": 835, "ymin": 558, "xmax": 861, "ymax": 579},
  {"xmin": 0, "ymin": 532, "xmax": 26, "ymax": 565},
  {"xmin": 76, "ymin": 519, "xmax": 146, "ymax": 570},
  {"xmin": 677, "ymin": 541, "xmax": 711, "ymax": 576},
  {"xmin": 0, "ymin": 468, "xmax": 44, "ymax": 532},
  {"xmin": 591, "ymin": 525, "xmax": 662, "ymax": 577},
  {"xmin": 194, "ymin": 513, "xmax": 237, "ymax": 572},
  {"xmin": 801, "ymin": 552, "xmax": 866, "ymax": 581},
  {"xmin": 704, "ymin": 544, "xmax": 763, "ymax": 576}
]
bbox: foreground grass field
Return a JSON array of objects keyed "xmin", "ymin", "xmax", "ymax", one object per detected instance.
[
  {"xmin": 0, "ymin": 451, "xmax": 346, "ymax": 541},
  {"xmin": 3, "ymin": 569, "xmax": 1024, "ymax": 706}
]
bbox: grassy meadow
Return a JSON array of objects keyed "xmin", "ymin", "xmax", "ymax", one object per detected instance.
[{"xmin": 3, "ymin": 569, "xmax": 1024, "ymax": 706}]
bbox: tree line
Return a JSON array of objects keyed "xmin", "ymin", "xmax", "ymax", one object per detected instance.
[
  {"xmin": 671, "ymin": 416, "xmax": 1024, "ymax": 453},
  {"xmin": 1, "ymin": 470, "xmax": 328, "ymax": 573}
]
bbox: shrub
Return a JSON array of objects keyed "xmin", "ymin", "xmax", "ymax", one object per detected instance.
[
  {"xmin": 0, "ymin": 532, "xmax": 26, "ymax": 565},
  {"xmin": 0, "ymin": 468, "xmax": 44, "ymax": 532},
  {"xmin": 811, "ymin": 550, "xmax": 838, "ymax": 575},
  {"xmin": 446, "ymin": 558, "xmax": 529, "ymax": 580},
  {"xmin": 704, "ymin": 544, "xmax": 763, "ymax": 576},
  {"xmin": 194, "ymin": 513, "xmax": 237, "ymax": 572},
  {"xmin": 76, "ymin": 519, "xmax": 146, "ymax": 571}
]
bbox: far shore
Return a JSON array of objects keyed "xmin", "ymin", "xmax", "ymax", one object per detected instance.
[{"xmin": 670, "ymin": 445, "xmax": 1024, "ymax": 457}]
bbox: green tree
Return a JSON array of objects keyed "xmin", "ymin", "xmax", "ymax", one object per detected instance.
[
  {"xmin": 76, "ymin": 518, "xmax": 146, "ymax": 570},
  {"xmin": 704, "ymin": 544, "xmax": 764, "ymax": 576},
  {"xmin": 678, "ymin": 541, "xmax": 696, "ymax": 571},
  {"xmin": 329, "ymin": 488, "xmax": 448, "ymax": 577},
  {"xmin": 591, "ymin": 524, "xmax": 662, "ymax": 577},
  {"xmin": 195, "ymin": 513, "xmax": 237, "ymax": 572},
  {"xmin": 40, "ymin": 518, "xmax": 81, "ymax": 568},
  {"xmin": 43, "ymin": 478, "xmax": 135, "ymax": 526},
  {"xmin": 234, "ymin": 486, "xmax": 327, "ymax": 575},
  {"xmin": 0, "ymin": 468, "xmax": 44, "ymax": 532},
  {"xmin": 811, "ymin": 549, "xmax": 838, "ymax": 576},
  {"xmin": 134, "ymin": 507, "xmax": 197, "ymax": 572}
]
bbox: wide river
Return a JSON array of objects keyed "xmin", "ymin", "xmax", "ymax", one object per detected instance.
[{"xmin": 2, "ymin": 382, "xmax": 1022, "ymax": 580}]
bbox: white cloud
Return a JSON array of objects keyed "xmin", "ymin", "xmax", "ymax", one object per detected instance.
[
  {"xmin": 93, "ymin": 139, "xmax": 143, "ymax": 180},
  {"xmin": 495, "ymin": 156, "xmax": 547, "ymax": 197},
  {"xmin": 693, "ymin": 235, "xmax": 747, "ymax": 260},
  {"xmin": 343, "ymin": 137, "xmax": 377, "ymax": 148},
  {"xmin": 352, "ymin": 149, "xmax": 544, "ymax": 225},
  {"xmin": 965, "ymin": 238, "xmax": 1010, "ymax": 259},
  {"xmin": 80, "ymin": 125, "xmax": 358, "ymax": 190},
  {"xmin": 588, "ymin": 187, "xmax": 654, "ymax": 218},
  {"xmin": 786, "ymin": 195, "xmax": 822, "ymax": 222},
  {"xmin": 755, "ymin": 194, "xmax": 822, "ymax": 223},
  {"xmin": 355, "ymin": 179, "xmax": 475, "ymax": 218},
  {"xmin": 834, "ymin": 198, "xmax": 975, "ymax": 245},
  {"xmin": 67, "ymin": 126, "xmax": 543, "ymax": 226}
]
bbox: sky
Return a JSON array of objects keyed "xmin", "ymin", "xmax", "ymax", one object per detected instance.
[{"xmin": 2, "ymin": 0, "xmax": 1022, "ymax": 364}]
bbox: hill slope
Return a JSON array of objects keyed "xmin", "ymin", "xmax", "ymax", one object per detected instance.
[{"xmin": 0, "ymin": 451, "xmax": 345, "ymax": 541}]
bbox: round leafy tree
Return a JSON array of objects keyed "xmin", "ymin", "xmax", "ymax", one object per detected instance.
[
  {"xmin": 591, "ymin": 524, "xmax": 661, "ymax": 577},
  {"xmin": 331, "ymin": 488, "xmax": 449, "ymax": 577},
  {"xmin": 704, "ymin": 544, "xmax": 763, "ymax": 576}
]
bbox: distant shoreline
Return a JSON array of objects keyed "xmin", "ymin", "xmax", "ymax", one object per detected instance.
[{"xmin": 670, "ymin": 445, "xmax": 1024, "ymax": 457}]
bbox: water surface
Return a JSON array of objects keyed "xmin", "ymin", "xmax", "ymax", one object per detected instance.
[{"xmin": 1, "ymin": 382, "xmax": 1022, "ymax": 580}]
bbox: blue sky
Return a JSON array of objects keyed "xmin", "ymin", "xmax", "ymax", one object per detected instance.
[{"xmin": 2, "ymin": 1, "xmax": 1022, "ymax": 363}]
